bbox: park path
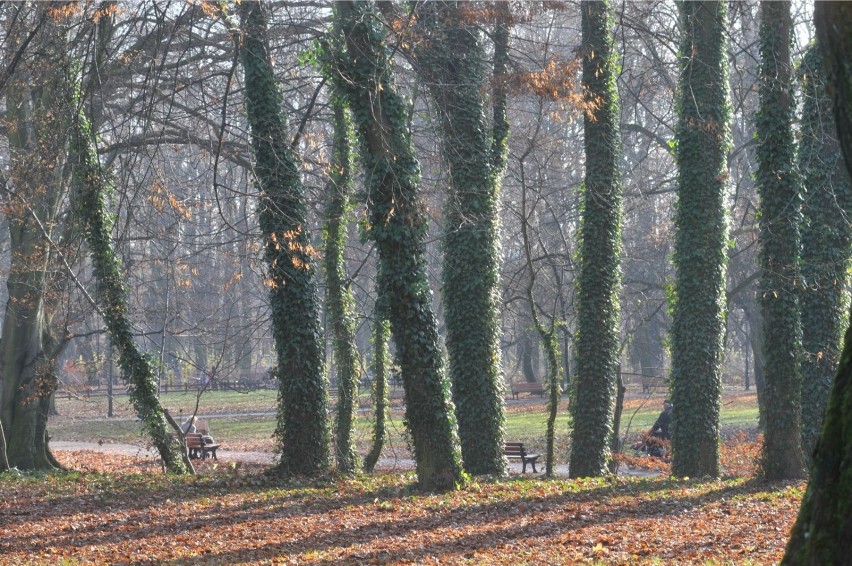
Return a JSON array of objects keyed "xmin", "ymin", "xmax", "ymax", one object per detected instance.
[{"xmin": 51, "ymin": 441, "xmax": 659, "ymax": 477}]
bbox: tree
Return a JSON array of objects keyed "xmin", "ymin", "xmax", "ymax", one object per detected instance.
[
  {"xmin": 755, "ymin": 0, "xmax": 806, "ymax": 481},
  {"xmin": 669, "ymin": 0, "xmax": 731, "ymax": 479},
  {"xmin": 797, "ymin": 42, "xmax": 852, "ymax": 464},
  {"xmin": 68, "ymin": 11, "xmax": 191, "ymax": 474},
  {"xmin": 0, "ymin": 4, "xmax": 68, "ymax": 472},
  {"xmin": 362, "ymin": 301, "xmax": 390, "ymax": 474},
  {"xmin": 414, "ymin": 0, "xmax": 509, "ymax": 476},
  {"xmin": 324, "ymin": 97, "xmax": 360, "ymax": 474},
  {"xmin": 240, "ymin": 0, "xmax": 329, "ymax": 477},
  {"xmin": 330, "ymin": 0, "xmax": 465, "ymax": 491},
  {"xmin": 783, "ymin": 4, "xmax": 852, "ymax": 562},
  {"xmin": 569, "ymin": 0, "xmax": 623, "ymax": 479}
]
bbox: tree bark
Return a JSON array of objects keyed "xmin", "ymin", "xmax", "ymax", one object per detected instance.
[
  {"xmin": 414, "ymin": 0, "xmax": 508, "ymax": 476},
  {"xmin": 756, "ymin": 0, "xmax": 806, "ymax": 481},
  {"xmin": 240, "ymin": 0, "xmax": 329, "ymax": 477},
  {"xmin": 797, "ymin": 43, "xmax": 852, "ymax": 465},
  {"xmin": 324, "ymin": 98, "xmax": 360, "ymax": 475},
  {"xmin": 669, "ymin": 0, "xmax": 731, "ymax": 479},
  {"xmin": 569, "ymin": 0, "xmax": 624, "ymax": 478},
  {"xmin": 0, "ymin": 5, "xmax": 71, "ymax": 471},
  {"xmin": 783, "ymin": 3, "xmax": 852, "ymax": 562},
  {"xmin": 331, "ymin": 0, "xmax": 465, "ymax": 491}
]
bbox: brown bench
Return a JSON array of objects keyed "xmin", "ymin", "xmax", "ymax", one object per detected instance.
[
  {"xmin": 504, "ymin": 442, "xmax": 540, "ymax": 473},
  {"xmin": 510, "ymin": 382, "xmax": 545, "ymax": 399},
  {"xmin": 185, "ymin": 432, "xmax": 220, "ymax": 460}
]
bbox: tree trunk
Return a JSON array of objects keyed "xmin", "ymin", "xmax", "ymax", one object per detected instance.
[
  {"xmin": 797, "ymin": 43, "xmax": 852, "ymax": 465},
  {"xmin": 569, "ymin": 0, "xmax": 624, "ymax": 479},
  {"xmin": 0, "ymin": 5, "xmax": 71, "ymax": 472},
  {"xmin": 783, "ymin": 3, "xmax": 852, "ymax": 562},
  {"xmin": 669, "ymin": 0, "xmax": 730, "ymax": 479},
  {"xmin": 756, "ymin": 0, "xmax": 806, "ymax": 481},
  {"xmin": 415, "ymin": 0, "xmax": 508, "ymax": 476},
  {"xmin": 324, "ymin": 98, "xmax": 360, "ymax": 475},
  {"xmin": 240, "ymin": 0, "xmax": 329, "ymax": 477},
  {"xmin": 331, "ymin": 0, "xmax": 464, "ymax": 491},
  {"xmin": 363, "ymin": 304, "xmax": 390, "ymax": 474}
]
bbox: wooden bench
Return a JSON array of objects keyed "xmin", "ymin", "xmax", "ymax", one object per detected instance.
[
  {"xmin": 503, "ymin": 442, "xmax": 540, "ymax": 473},
  {"xmin": 510, "ymin": 382, "xmax": 545, "ymax": 399},
  {"xmin": 185, "ymin": 432, "xmax": 220, "ymax": 460}
]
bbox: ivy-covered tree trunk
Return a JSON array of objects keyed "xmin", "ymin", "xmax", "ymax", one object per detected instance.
[
  {"xmin": 68, "ymin": 63, "xmax": 190, "ymax": 476},
  {"xmin": 240, "ymin": 0, "xmax": 328, "ymax": 477},
  {"xmin": 331, "ymin": 0, "xmax": 465, "ymax": 492},
  {"xmin": 324, "ymin": 99, "xmax": 360, "ymax": 475},
  {"xmin": 569, "ymin": 0, "xmax": 624, "ymax": 479},
  {"xmin": 1, "ymin": 6, "xmax": 77, "ymax": 472},
  {"xmin": 783, "ymin": 4, "xmax": 852, "ymax": 562},
  {"xmin": 415, "ymin": 0, "xmax": 507, "ymax": 477},
  {"xmin": 669, "ymin": 0, "xmax": 731, "ymax": 479},
  {"xmin": 797, "ymin": 43, "xmax": 852, "ymax": 465},
  {"xmin": 755, "ymin": 0, "xmax": 806, "ymax": 481},
  {"xmin": 363, "ymin": 302, "xmax": 390, "ymax": 473}
]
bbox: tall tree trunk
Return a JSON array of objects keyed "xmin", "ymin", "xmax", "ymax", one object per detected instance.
[
  {"xmin": 797, "ymin": 43, "xmax": 852, "ymax": 465},
  {"xmin": 756, "ymin": 0, "xmax": 806, "ymax": 481},
  {"xmin": 239, "ymin": 0, "xmax": 329, "ymax": 477},
  {"xmin": 669, "ymin": 0, "xmax": 731, "ymax": 479},
  {"xmin": 569, "ymin": 0, "xmax": 624, "ymax": 479},
  {"xmin": 330, "ymin": 0, "xmax": 465, "ymax": 491},
  {"xmin": 415, "ymin": 0, "xmax": 508, "ymax": 476},
  {"xmin": 0, "ymin": 5, "xmax": 71, "ymax": 472},
  {"xmin": 783, "ymin": 4, "xmax": 852, "ymax": 562},
  {"xmin": 324, "ymin": 98, "xmax": 360, "ymax": 475}
]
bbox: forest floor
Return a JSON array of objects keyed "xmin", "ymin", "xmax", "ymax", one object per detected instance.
[{"xmin": 1, "ymin": 429, "xmax": 804, "ymax": 565}]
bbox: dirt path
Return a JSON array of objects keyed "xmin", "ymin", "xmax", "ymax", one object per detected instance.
[
  {"xmin": 51, "ymin": 441, "xmax": 275, "ymax": 464},
  {"xmin": 51, "ymin": 441, "xmax": 660, "ymax": 477}
]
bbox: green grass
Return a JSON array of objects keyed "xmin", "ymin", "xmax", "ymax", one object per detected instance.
[{"xmin": 51, "ymin": 391, "xmax": 760, "ymax": 465}]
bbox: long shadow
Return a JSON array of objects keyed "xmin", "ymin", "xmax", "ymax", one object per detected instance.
[
  {"xmin": 109, "ymin": 477, "xmax": 795, "ymax": 565},
  {"xmin": 1, "ymin": 471, "xmax": 430, "ymax": 552}
]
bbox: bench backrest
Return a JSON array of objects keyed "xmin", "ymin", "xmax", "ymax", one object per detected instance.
[
  {"xmin": 185, "ymin": 433, "xmax": 205, "ymax": 449},
  {"xmin": 504, "ymin": 442, "xmax": 527, "ymax": 457},
  {"xmin": 512, "ymin": 383, "xmax": 543, "ymax": 391}
]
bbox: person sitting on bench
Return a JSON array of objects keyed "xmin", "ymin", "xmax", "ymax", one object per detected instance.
[
  {"xmin": 181, "ymin": 416, "xmax": 197, "ymax": 434},
  {"xmin": 650, "ymin": 399, "xmax": 673, "ymax": 440}
]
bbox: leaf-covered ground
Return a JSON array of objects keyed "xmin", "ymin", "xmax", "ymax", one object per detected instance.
[{"xmin": 1, "ymin": 443, "xmax": 803, "ymax": 565}]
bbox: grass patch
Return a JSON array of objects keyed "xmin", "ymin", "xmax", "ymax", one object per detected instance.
[{"xmin": 50, "ymin": 391, "xmax": 760, "ymax": 466}]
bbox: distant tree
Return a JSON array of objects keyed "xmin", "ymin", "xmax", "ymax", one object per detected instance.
[
  {"xmin": 324, "ymin": 97, "xmax": 360, "ymax": 474},
  {"xmin": 240, "ymin": 0, "xmax": 329, "ymax": 477},
  {"xmin": 518, "ymin": 153, "xmax": 564, "ymax": 478},
  {"xmin": 797, "ymin": 43, "xmax": 852, "ymax": 464},
  {"xmin": 363, "ymin": 301, "xmax": 389, "ymax": 474},
  {"xmin": 755, "ymin": 0, "xmax": 806, "ymax": 481},
  {"xmin": 669, "ymin": 0, "xmax": 731, "ymax": 479},
  {"xmin": 783, "ymin": 4, "xmax": 852, "ymax": 562},
  {"xmin": 569, "ymin": 0, "xmax": 624, "ymax": 479},
  {"xmin": 330, "ymin": 0, "xmax": 465, "ymax": 491},
  {"xmin": 415, "ymin": 0, "xmax": 508, "ymax": 476}
]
